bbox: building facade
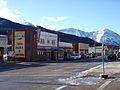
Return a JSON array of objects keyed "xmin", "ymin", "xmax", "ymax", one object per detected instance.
[
  {"xmin": 58, "ymin": 41, "xmax": 73, "ymax": 60},
  {"xmin": 73, "ymin": 43, "xmax": 89, "ymax": 54},
  {"xmin": 8, "ymin": 28, "xmax": 37, "ymax": 61},
  {"xmin": 0, "ymin": 35, "xmax": 11, "ymax": 61},
  {"xmin": 89, "ymin": 45, "xmax": 119, "ymax": 56},
  {"xmin": 36, "ymin": 26, "xmax": 58, "ymax": 61}
]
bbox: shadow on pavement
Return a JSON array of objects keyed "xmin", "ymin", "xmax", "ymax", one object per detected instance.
[
  {"xmin": 0, "ymin": 59, "xmax": 119, "ymax": 72},
  {"xmin": 0, "ymin": 62, "xmax": 48, "ymax": 72},
  {"xmin": 46, "ymin": 59, "xmax": 118, "ymax": 63}
]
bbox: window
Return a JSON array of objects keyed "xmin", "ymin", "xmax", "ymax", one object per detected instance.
[
  {"xmin": 37, "ymin": 50, "xmax": 44, "ymax": 55},
  {"xmin": 52, "ymin": 40, "xmax": 55, "ymax": 45},
  {"xmin": 47, "ymin": 40, "xmax": 50, "ymax": 44},
  {"xmin": 37, "ymin": 50, "xmax": 40, "ymax": 55},
  {"xmin": 40, "ymin": 39, "xmax": 44, "ymax": 44}
]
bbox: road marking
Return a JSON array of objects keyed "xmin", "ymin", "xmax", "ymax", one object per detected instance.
[
  {"xmin": 55, "ymin": 85, "xmax": 67, "ymax": 90},
  {"xmin": 77, "ymin": 65, "xmax": 101, "ymax": 77},
  {"xmin": 97, "ymin": 80, "xmax": 113, "ymax": 90}
]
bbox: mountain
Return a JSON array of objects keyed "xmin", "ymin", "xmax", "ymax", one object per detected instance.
[
  {"xmin": 23, "ymin": 22, "xmax": 35, "ymax": 27},
  {"xmin": 59, "ymin": 28, "xmax": 120, "ymax": 46},
  {"xmin": 0, "ymin": 17, "xmax": 34, "ymax": 35},
  {"xmin": 96, "ymin": 29, "xmax": 120, "ymax": 45}
]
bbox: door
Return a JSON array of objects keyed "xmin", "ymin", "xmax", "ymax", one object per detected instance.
[{"xmin": 0, "ymin": 47, "xmax": 4, "ymax": 61}]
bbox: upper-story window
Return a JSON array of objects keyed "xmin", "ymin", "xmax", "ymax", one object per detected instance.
[
  {"xmin": 40, "ymin": 39, "xmax": 44, "ymax": 44},
  {"xmin": 47, "ymin": 40, "xmax": 50, "ymax": 44},
  {"xmin": 52, "ymin": 40, "xmax": 55, "ymax": 45}
]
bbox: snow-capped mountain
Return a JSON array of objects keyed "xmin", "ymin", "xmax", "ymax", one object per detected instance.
[
  {"xmin": 96, "ymin": 29, "xmax": 120, "ymax": 45},
  {"xmin": 59, "ymin": 28, "xmax": 120, "ymax": 46},
  {"xmin": 23, "ymin": 22, "xmax": 35, "ymax": 27}
]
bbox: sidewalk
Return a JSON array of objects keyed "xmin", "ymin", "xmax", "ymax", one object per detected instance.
[
  {"xmin": 0, "ymin": 60, "xmax": 27, "ymax": 66},
  {"xmin": 57, "ymin": 62, "xmax": 120, "ymax": 86},
  {"xmin": 87, "ymin": 62, "xmax": 120, "ymax": 78}
]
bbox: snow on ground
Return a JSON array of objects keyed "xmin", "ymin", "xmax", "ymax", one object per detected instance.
[
  {"xmin": 58, "ymin": 65, "xmax": 102, "ymax": 85},
  {"xmin": 58, "ymin": 77, "xmax": 101, "ymax": 85},
  {"xmin": 58, "ymin": 62, "xmax": 120, "ymax": 85}
]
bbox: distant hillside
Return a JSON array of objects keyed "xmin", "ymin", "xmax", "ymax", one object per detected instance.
[{"xmin": 0, "ymin": 17, "xmax": 34, "ymax": 34}]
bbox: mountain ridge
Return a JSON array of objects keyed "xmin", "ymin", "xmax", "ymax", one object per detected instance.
[
  {"xmin": 0, "ymin": 17, "xmax": 120, "ymax": 46},
  {"xmin": 0, "ymin": 17, "xmax": 35, "ymax": 34},
  {"xmin": 59, "ymin": 28, "xmax": 120, "ymax": 46}
]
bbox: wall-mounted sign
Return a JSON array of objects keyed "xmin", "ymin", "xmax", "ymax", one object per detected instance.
[{"xmin": 14, "ymin": 31, "xmax": 25, "ymax": 57}]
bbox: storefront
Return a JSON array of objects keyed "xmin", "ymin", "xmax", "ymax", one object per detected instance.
[
  {"xmin": 0, "ymin": 47, "xmax": 4, "ymax": 61},
  {"xmin": 36, "ymin": 26, "xmax": 58, "ymax": 61},
  {"xmin": 8, "ymin": 28, "xmax": 37, "ymax": 61},
  {"xmin": 0, "ymin": 35, "xmax": 11, "ymax": 61},
  {"xmin": 37, "ymin": 46, "xmax": 58, "ymax": 61},
  {"xmin": 58, "ymin": 42, "xmax": 73, "ymax": 60}
]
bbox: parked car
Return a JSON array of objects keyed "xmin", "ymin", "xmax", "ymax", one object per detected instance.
[
  {"xmin": 84, "ymin": 53, "xmax": 91, "ymax": 58},
  {"xmin": 84, "ymin": 53, "xmax": 92, "ymax": 58},
  {"xmin": 80, "ymin": 53, "xmax": 85, "ymax": 59},
  {"xmin": 107, "ymin": 54, "xmax": 118, "ymax": 60},
  {"xmin": 69, "ymin": 53, "xmax": 81, "ymax": 60},
  {"xmin": 117, "ymin": 52, "xmax": 120, "ymax": 59},
  {"xmin": 84, "ymin": 53, "xmax": 96, "ymax": 58},
  {"xmin": 3, "ymin": 54, "xmax": 8, "ymax": 60},
  {"xmin": 91, "ymin": 53, "xmax": 96, "ymax": 58}
]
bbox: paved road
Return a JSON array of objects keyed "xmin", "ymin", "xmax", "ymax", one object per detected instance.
[{"xmin": 0, "ymin": 60, "xmax": 120, "ymax": 90}]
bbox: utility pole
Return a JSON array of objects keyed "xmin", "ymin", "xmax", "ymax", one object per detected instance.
[
  {"xmin": 100, "ymin": 38, "xmax": 108, "ymax": 79},
  {"xmin": 102, "ymin": 43, "xmax": 105, "ymax": 74}
]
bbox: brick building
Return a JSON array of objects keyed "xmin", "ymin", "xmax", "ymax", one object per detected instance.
[{"xmin": 8, "ymin": 28, "xmax": 37, "ymax": 61}]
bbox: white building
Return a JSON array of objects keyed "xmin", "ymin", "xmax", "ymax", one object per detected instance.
[
  {"xmin": 0, "ymin": 35, "xmax": 11, "ymax": 60},
  {"xmin": 36, "ymin": 26, "xmax": 58, "ymax": 60},
  {"xmin": 58, "ymin": 41, "xmax": 73, "ymax": 60}
]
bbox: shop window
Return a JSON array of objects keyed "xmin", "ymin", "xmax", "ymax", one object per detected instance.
[
  {"xmin": 37, "ymin": 50, "xmax": 44, "ymax": 56},
  {"xmin": 37, "ymin": 50, "xmax": 40, "ymax": 55},
  {"xmin": 40, "ymin": 51, "xmax": 44, "ymax": 55}
]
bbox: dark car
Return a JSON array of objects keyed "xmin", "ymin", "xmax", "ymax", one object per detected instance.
[
  {"xmin": 107, "ymin": 54, "xmax": 118, "ymax": 60},
  {"xmin": 117, "ymin": 52, "xmax": 120, "ymax": 59}
]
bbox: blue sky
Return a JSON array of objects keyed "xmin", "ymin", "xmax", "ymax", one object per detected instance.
[{"xmin": 0, "ymin": 0, "xmax": 120, "ymax": 34}]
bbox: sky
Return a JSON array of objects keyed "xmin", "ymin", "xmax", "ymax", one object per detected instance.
[{"xmin": 0, "ymin": 0, "xmax": 120, "ymax": 34}]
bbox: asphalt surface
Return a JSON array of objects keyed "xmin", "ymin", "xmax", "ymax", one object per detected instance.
[{"xmin": 0, "ymin": 59, "xmax": 120, "ymax": 90}]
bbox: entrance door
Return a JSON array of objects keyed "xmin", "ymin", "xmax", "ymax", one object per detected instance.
[
  {"xmin": 51, "ymin": 51, "xmax": 55, "ymax": 60},
  {"xmin": 0, "ymin": 47, "xmax": 4, "ymax": 61}
]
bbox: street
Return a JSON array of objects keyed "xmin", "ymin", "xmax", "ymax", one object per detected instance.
[{"xmin": 0, "ymin": 59, "xmax": 120, "ymax": 90}]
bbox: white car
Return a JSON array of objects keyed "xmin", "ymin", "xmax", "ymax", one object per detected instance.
[
  {"xmin": 70, "ymin": 53, "xmax": 81, "ymax": 60},
  {"xmin": 3, "ymin": 54, "xmax": 8, "ymax": 60}
]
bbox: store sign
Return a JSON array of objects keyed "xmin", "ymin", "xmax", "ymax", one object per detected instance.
[{"xmin": 14, "ymin": 31, "xmax": 25, "ymax": 57}]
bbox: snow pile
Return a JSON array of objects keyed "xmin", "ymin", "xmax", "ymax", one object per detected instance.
[
  {"xmin": 58, "ymin": 76, "xmax": 100, "ymax": 85},
  {"xmin": 58, "ymin": 65, "xmax": 101, "ymax": 85}
]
